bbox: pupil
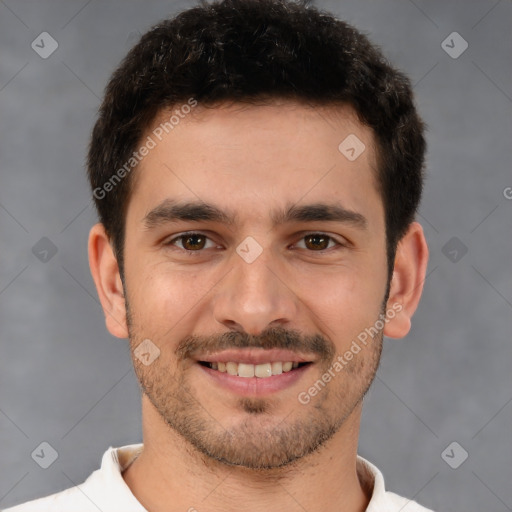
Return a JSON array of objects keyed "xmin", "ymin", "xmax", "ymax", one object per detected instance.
[
  {"xmin": 305, "ymin": 234, "xmax": 328, "ymax": 250},
  {"xmin": 184, "ymin": 235, "xmax": 205, "ymax": 250}
]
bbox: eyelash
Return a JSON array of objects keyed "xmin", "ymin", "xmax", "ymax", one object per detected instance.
[{"xmin": 164, "ymin": 231, "xmax": 345, "ymax": 255}]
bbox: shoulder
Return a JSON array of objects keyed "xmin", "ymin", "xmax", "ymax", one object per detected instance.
[
  {"xmin": 2, "ymin": 484, "xmax": 97, "ymax": 512},
  {"xmin": 382, "ymin": 491, "xmax": 436, "ymax": 511},
  {"xmin": 357, "ymin": 455, "xmax": 436, "ymax": 512},
  {"xmin": 3, "ymin": 444, "xmax": 145, "ymax": 512}
]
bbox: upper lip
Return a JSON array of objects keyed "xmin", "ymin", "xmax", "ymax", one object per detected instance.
[{"xmin": 195, "ymin": 348, "xmax": 316, "ymax": 365}]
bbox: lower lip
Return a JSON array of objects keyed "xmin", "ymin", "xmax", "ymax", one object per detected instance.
[{"xmin": 198, "ymin": 363, "xmax": 312, "ymax": 396}]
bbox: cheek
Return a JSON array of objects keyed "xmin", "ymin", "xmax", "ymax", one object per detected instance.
[
  {"xmin": 126, "ymin": 262, "xmax": 213, "ymax": 335},
  {"xmin": 299, "ymin": 265, "xmax": 386, "ymax": 346}
]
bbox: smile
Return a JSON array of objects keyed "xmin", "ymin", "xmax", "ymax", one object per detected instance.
[{"xmin": 199, "ymin": 361, "xmax": 311, "ymax": 378}]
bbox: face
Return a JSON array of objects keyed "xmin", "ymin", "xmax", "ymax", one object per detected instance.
[{"xmin": 122, "ymin": 101, "xmax": 390, "ymax": 469}]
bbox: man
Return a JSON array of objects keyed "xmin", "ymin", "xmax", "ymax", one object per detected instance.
[{"xmin": 6, "ymin": 0, "xmax": 432, "ymax": 510}]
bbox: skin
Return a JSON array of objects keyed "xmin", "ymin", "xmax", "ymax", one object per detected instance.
[{"xmin": 89, "ymin": 101, "xmax": 428, "ymax": 512}]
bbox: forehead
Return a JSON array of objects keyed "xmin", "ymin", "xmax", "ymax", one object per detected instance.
[{"xmin": 128, "ymin": 101, "xmax": 383, "ymax": 230}]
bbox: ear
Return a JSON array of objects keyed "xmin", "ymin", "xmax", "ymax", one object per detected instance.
[
  {"xmin": 383, "ymin": 221, "xmax": 429, "ymax": 339},
  {"xmin": 88, "ymin": 223, "xmax": 129, "ymax": 338}
]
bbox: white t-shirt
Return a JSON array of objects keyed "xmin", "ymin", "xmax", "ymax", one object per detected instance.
[{"xmin": 3, "ymin": 443, "xmax": 434, "ymax": 511}]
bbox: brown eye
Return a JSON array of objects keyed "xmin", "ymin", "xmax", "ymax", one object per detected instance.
[
  {"xmin": 166, "ymin": 232, "xmax": 218, "ymax": 254},
  {"xmin": 303, "ymin": 233, "xmax": 332, "ymax": 251},
  {"xmin": 180, "ymin": 234, "xmax": 207, "ymax": 250}
]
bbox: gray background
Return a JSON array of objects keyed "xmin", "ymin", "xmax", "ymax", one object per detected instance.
[{"xmin": 1, "ymin": 0, "xmax": 511, "ymax": 510}]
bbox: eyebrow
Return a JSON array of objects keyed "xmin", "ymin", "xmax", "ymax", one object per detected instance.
[{"xmin": 142, "ymin": 199, "xmax": 368, "ymax": 230}]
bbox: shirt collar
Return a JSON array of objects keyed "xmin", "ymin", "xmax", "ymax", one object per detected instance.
[{"xmin": 105, "ymin": 444, "xmax": 390, "ymax": 509}]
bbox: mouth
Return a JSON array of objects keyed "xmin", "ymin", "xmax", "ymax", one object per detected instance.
[
  {"xmin": 194, "ymin": 349, "xmax": 315, "ymax": 396},
  {"xmin": 198, "ymin": 360, "xmax": 312, "ymax": 378}
]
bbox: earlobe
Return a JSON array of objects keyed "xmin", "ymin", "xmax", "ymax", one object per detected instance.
[
  {"xmin": 88, "ymin": 223, "xmax": 129, "ymax": 339},
  {"xmin": 383, "ymin": 222, "xmax": 429, "ymax": 339}
]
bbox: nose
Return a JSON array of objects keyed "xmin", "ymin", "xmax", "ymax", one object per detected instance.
[{"xmin": 212, "ymin": 245, "xmax": 298, "ymax": 336}]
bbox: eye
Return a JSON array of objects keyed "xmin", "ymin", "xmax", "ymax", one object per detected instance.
[
  {"xmin": 294, "ymin": 233, "xmax": 341, "ymax": 251},
  {"xmin": 166, "ymin": 232, "xmax": 217, "ymax": 252},
  {"xmin": 164, "ymin": 231, "xmax": 345, "ymax": 254}
]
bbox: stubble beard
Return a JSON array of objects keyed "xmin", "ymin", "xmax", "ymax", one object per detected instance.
[{"xmin": 125, "ymin": 298, "xmax": 384, "ymax": 470}]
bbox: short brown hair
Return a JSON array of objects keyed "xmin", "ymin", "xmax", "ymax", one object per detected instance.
[{"xmin": 87, "ymin": 0, "xmax": 426, "ymax": 278}]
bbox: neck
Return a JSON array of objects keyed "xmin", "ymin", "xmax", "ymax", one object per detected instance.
[{"xmin": 123, "ymin": 396, "xmax": 370, "ymax": 512}]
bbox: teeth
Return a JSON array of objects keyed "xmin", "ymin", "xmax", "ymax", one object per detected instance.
[
  {"xmin": 209, "ymin": 361, "xmax": 304, "ymax": 377},
  {"xmin": 226, "ymin": 362, "xmax": 238, "ymax": 376},
  {"xmin": 255, "ymin": 363, "xmax": 272, "ymax": 378},
  {"xmin": 282, "ymin": 362, "xmax": 293, "ymax": 372},
  {"xmin": 271, "ymin": 362, "xmax": 283, "ymax": 375},
  {"xmin": 238, "ymin": 363, "xmax": 255, "ymax": 378}
]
